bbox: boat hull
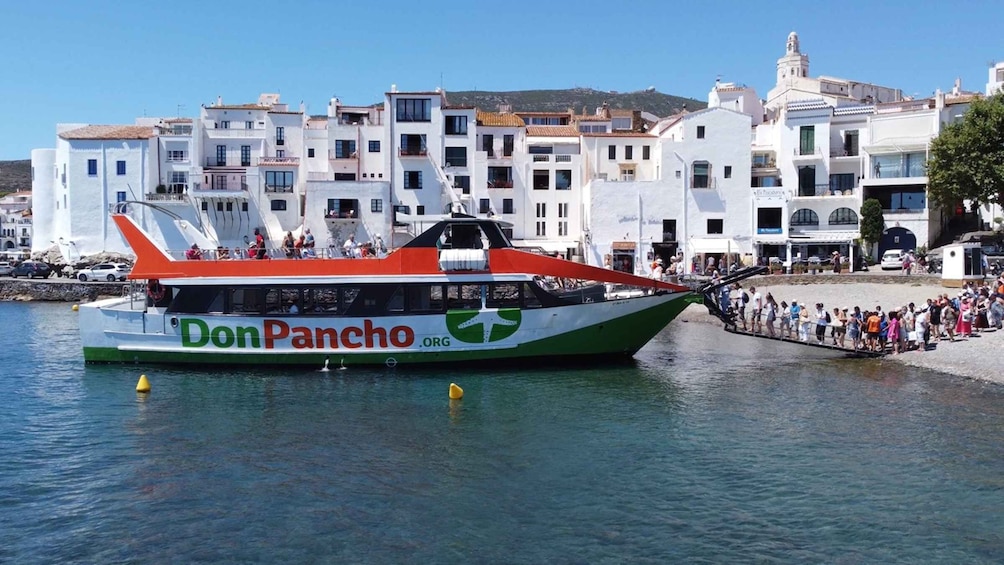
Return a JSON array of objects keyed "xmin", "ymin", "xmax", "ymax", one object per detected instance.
[{"xmin": 81, "ymin": 291, "xmax": 692, "ymax": 366}]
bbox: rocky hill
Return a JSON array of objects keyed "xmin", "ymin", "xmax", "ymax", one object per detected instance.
[
  {"xmin": 0, "ymin": 159, "xmax": 31, "ymax": 195},
  {"xmin": 446, "ymin": 87, "xmax": 706, "ymax": 117}
]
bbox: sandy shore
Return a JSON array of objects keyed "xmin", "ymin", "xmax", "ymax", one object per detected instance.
[{"xmin": 677, "ymin": 279, "xmax": 1002, "ymax": 384}]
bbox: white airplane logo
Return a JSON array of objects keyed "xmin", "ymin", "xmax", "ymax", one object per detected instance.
[{"xmin": 456, "ymin": 307, "xmax": 519, "ymax": 343}]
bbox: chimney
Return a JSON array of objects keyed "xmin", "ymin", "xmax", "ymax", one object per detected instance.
[
  {"xmin": 216, "ymin": 95, "xmax": 223, "ymax": 107},
  {"xmin": 390, "ymin": 84, "xmax": 397, "ymax": 93},
  {"xmin": 953, "ymin": 78, "xmax": 961, "ymax": 96}
]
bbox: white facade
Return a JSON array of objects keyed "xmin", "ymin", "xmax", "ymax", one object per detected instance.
[
  {"xmin": 0, "ymin": 191, "xmax": 32, "ymax": 252},
  {"xmin": 987, "ymin": 61, "xmax": 1004, "ymax": 96}
]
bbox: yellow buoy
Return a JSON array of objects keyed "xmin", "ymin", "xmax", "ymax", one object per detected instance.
[
  {"xmin": 71, "ymin": 304, "xmax": 79, "ymax": 311},
  {"xmin": 136, "ymin": 374, "xmax": 151, "ymax": 393},
  {"xmin": 449, "ymin": 382, "xmax": 463, "ymax": 400}
]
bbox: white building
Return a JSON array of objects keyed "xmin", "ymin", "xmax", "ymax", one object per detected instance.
[
  {"xmin": 987, "ymin": 61, "xmax": 1004, "ymax": 96},
  {"xmin": 0, "ymin": 191, "xmax": 32, "ymax": 254}
]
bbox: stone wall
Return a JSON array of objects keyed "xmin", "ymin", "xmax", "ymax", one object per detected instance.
[{"xmin": 0, "ymin": 280, "xmax": 127, "ymax": 302}]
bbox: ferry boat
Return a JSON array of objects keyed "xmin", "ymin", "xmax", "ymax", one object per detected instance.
[{"xmin": 80, "ymin": 214, "xmax": 694, "ymax": 366}]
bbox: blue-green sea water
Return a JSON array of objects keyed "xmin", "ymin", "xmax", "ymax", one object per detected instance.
[{"xmin": 1, "ymin": 301, "xmax": 1003, "ymax": 563}]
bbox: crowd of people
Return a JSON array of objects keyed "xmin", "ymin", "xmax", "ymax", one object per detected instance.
[
  {"xmin": 718, "ymin": 275, "xmax": 1004, "ymax": 354},
  {"xmin": 182, "ymin": 229, "xmax": 388, "ymax": 261}
]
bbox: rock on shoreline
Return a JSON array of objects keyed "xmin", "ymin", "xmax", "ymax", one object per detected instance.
[{"xmin": 0, "ymin": 279, "xmax": 126, "ymax": 302}]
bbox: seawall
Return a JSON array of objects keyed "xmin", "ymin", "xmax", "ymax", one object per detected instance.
[{"xmin": 0, "ymin": 279, "xmax": 128, "ymax": 302}]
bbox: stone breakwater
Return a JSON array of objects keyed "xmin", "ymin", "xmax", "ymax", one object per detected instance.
[{"xmin": 0, "ymin": 279, "xmax": 127, "ymax": 302}]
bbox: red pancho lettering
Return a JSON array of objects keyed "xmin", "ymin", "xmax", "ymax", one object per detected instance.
[{"xmin": 262, "ymin": 319, "xmax": 414, "ymax": 350}]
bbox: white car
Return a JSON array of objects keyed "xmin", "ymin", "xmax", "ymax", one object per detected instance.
[
  {"xmin": 880, "ymin": 249, "xmax": 904, "ymax": 270},
  {"xmin": 76, "ymin": 262, "xmax": 132, "ymax": 282}
]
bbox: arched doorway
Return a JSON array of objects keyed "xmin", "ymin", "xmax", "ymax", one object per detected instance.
[{"xmin": 879, "ymin": 227, "xmax": 916, "ymax": 255}]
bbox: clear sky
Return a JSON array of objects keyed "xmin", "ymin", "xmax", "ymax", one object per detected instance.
[{"xmin": 2, "ymin": 0, "xmax": 1001, "ymax": 160}]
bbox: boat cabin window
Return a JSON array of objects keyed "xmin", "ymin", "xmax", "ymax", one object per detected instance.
[
  {"xmin": 446, "ymin": 284, "xmax": 483, "ymax": 310},
  {"xmin": 522, "ymin": 283, "xmax": 544, "ymax": 308},
  {"xmin": 407, "ymin": 285, "xmax": 443, "ymax": 313},
  {"xmin": 488, "ymin": 283, "xmax": 520, "ymax": 309},
  {"xmin": 441, "ymin": 223, "xmax": 487, "ymax": 250}
]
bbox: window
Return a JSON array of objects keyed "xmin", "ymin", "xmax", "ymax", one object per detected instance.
[
  {"xmin": 828, "ymin": 207, "xmax": 859, "ymax": 225},
  {"xmin": 625, "ymin": 146, "xmax": 633, "ymax": 160},
  {"xmin": 536, "ymin": 202, "xmax": 546, "ymax": 218},
  {"xmin": 307, "ymin": 148, "xmax": 315, "ymax": 158},
  {"xmin": 479, "ymin": 198, "xmax": 491, "ymax": 214},
  {"xmin": 87, "ymin": 159, "xmax": 97, "ymax": 176},
  {"xmin": 662, "ymin": 219, "xmax": 677, "ymax": 242},
  {"xmin": 216, "ymin": 145, "xmax": 227, "ymax": 166},
  {"xmin": 502, "ymin": 198, "xmax": 514, "ymax": 214},
  {"xmin": 452, "ymin": 175, "xmax": 471, "ymax": 194},
  {"xmin": 416, "ymin": 205, "xmax": 425, "ymax": 215},
  {"xmin": 334, "ymin": 173, "xmax": 356, "ymax": 181},
  {"xmin": 217, "ymin": 202, "xmax": 223, "ymax": 211},
  {"xmin": 276, "ymin": 150, "xmax": 285, "ymax": 159},
  {"xmin": 226, "ymin": 202, "xmax": 233, "ymax": 212},
  {"xmin": 400, "ymin": 134, "xmax": 427, "ymax": 155},
  {"xmin": 612, "ymin": 117, "xmax": 632, "ymax": 130},
  {"xmin": 843, "ymin": 130, "xmax": 859, "ymax": 156},
  {"xmin": 271, "ymin": 199, "xmax": 287, "ymax": 211},
  {"xmin": 201, "ymin": 201, "xmax": 208, "ymax": 211},
  {"xmin": 503, "ymin": 135, "xmax": 514, "ymax": 157},
  {"xmin": 220, "ymin": 121, "xmax": 230, "ymax": 129},
  {"xmin": 790, "ymin": 209, "xmax": 819, "ymax": 226},
  {"xmin": 798, "ymin": 166, "xmax": 816, "ymax": 196},
  {"xmin": 444, "ymin": 147, "xmax": 467, "ymax": 167},
  {"xmin": 167, "ymin": 150, "xmax": 187, "ymax": 162},
  {"xmin": 371, "ymin": 199, "xmax": 383, "ymax": 213},
  {"xmin": 533, "ymin": 170, "xmax": 549, "ymax": 190},
  {"xmin": 116, "ymin": 161, "xmax": 126, "ymax": 175},
  {"xmin": 488, "ymin": 166, "xmax": 513, "ymax": 188},
  {"xmin": 241, "ymin": 145, "xmax": 251, "ymax": 166},
  {"xmin": 697, "ymin": 125, "xmax": 705, "ymax": 139},
  {"xmin": 756, "ymin": 208, "xmax": 783, "ymax": 234},
  {"xmin": 799, "ymin": 125, "xmax": 815, "ymax": 155},
  {"xmin": 555, "ymin": 170, "xmax": 572, "ymax": 190},
  {"xmin": 707, "ymin": 218, "xmax": 723, "ymax": 234},
  {"xmin": 116, "ymin": 191, "xmax": 127, "ymax": 202},
  {"xmin": 536, "ymin": 221, "xmax": 546, "ymax": 237},
  {"xmin": 643, "ymin": 145, "xmax": 651, "ymax": 160},
  {"xmin": 265, "ymin": 171, "xmax": 294, "ymax": 190},
  {"xmin": 724, "ymin": 165, "xmax": 732, "ymax": 179},
  {"xmin": 557, "ymin": 203, "xmax": 569, "ymax": 218},
  {"xmin": 692, "ymin": 162, "xmax": 711, "ymax": 188},
  {"xmin": 620, "ymin": 168, "xmax": 635, "ymax": 182},
  {"xmin": 444, "ymin": 115, "xmax": 468, "ymax": 135},
  {"xmin": 276, "ymin": 126, "xmax": 285, "ymax": 145},
  {"xmin": 396, "ymin": 98, "xmax": 432, "ymax": 122},
  {"xmin": 245, "ymin": 121, "xmax": 253, "ymax": 130},
  {"xmin": 829, "ymin": 173, "xmax": 855, "ymax": 192},
  {"xmin": 169, "ymin": 171, "xmax": 187, "ymax": 191},
  {"xmin": 242, "ymin": 202, "xmax": 248, "ymax": 212},
  {"xmin": 558, "ymin": 221, "xmax": 568, "ymax": 236},
  {"xmin": 404, "ymin": 171, "xmax": 422, "ymax": 189},
  {"xmin": 608, "ymin": 145, "xmax": 616, "ymax": 160},
  {"xmin": 335, "ymin": 140, "xmax": 356, "ymax": 158},
  {"xmin": 368, "ymin": 140, "xmax": 381, "ymax": 153}
]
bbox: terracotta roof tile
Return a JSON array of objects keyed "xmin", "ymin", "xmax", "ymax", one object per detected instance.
[
  {"xmin": 526, "ymin": 125, "xmax": 579, "ymax": 137},
  {"xmin": 476, "ymin": 110, "xmax": 525, "ymax": 127},
  {"xmin": 59, "ymin": 125, "xmax": 157, "ymax": 140}
]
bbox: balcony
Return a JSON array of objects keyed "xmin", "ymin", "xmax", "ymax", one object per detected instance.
[
  {"xmin": 830, "ymin": 148, "xmax": 860, "ymax": 158},
  {"xmin": 328, "ymin": 150, "xmax": 358, "ymax": 160},
  {"xmin": 191, "ymin": 182, "xmax": 249, "ymax": 194},
  {"xmin": 792, "ymin": 147, "xmax": 823, "ymax": 161},
  {"xmin": 532, "ymin": 155, "xmax": 551, "ymax": 162},
  {"xmin": 555, "ymin": 154, "xmax": 572, "ymax": 163},
  {"xmin": 399, "ymin": 148, "xmax": 428, "ymax": 157},
  {"xmin": 690, "ymin": 176, "xmax": 718, "ymax": 189},
  {"xmin": 204, "ymin": 127, "xmax": 263, "ymax": 138},
  {"xmin": 146, "ymin": 192, "xmax": 189, "ymax": 203},
  {"xmin": 752, "ymin": 159, "xmax": 777, "ymax": 169},
  {"xmin": 204, "ymin": 157, "xmax": 247, "ymax": 168},
  {"xmin": 259, "ymin": 156, "xmax": 300, "ymax": 166},
  {"xmin": 264, "ymin": 185, "xmax": 294, "ymax": 193},
  {"xmin": 793, "ymin": 184, "xmax": 856, "ymax": 198},
  {"xmin": 487, "ymin": 180, "xmax": 513, "ymax": 189}
]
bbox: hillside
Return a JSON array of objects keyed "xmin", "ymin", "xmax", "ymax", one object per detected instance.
[
  {"xmin": 0, "ymin": 160, "xmax": 31, "ymax": 195},
  {"xmin": 446, "ymin": 87, "xmax": 706, "ymax": 117}
]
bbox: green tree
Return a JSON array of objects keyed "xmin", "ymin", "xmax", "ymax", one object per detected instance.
[
  {"xmin": 927, "ymin": 92, "xmax": 1004, "ymax": 210},
  {"xmin": 859, "ymin": 198, "xmax": 885, "ymax": 257}
]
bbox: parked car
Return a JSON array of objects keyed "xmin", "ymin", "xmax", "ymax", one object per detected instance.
[
  {"xmin": 880, "ymin": 249, "xmax": 905, "ymax": 270},
  {"xmin": 76, "ymin": 262, "xmax": 132, "ymax": 282},
  {"xmin": 0, "ymin": 261, "xmax": 13, "ymax": 276},
  {"xmin": 11, "ymin": 261, "xmax": 53, "ymax": 279}
]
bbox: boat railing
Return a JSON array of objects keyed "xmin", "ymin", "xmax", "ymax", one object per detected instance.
[{"xmin": 163, "ymin": 246, "xmax": 389, "ymax": 261}]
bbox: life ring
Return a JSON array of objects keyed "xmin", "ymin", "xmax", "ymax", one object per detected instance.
[{"xmin": 146, "ymin": 279, "xmax": 166, "ymax": 302}]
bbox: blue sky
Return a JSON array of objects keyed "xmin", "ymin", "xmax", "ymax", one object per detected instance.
[{"xmin": 2, "ymin": 0, "xmax": 1001, "ymax": 160}]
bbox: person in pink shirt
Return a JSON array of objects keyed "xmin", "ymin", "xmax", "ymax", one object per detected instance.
[{"xmin": 887, "ymin": 311, "xmax": 901, "ymax": 354}]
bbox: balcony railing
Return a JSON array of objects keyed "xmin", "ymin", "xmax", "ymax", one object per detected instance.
[
  {"xmin": 146, "ymin": 192, "xmax": 189, "ymax": 203},
  {"xmin": 830, "ymin": 149, "xmax": 860, "ymax": 158},
  {"xmin": 265, "ymin": 185, "xmax": 294, "ymax": 193},
  {"xmin": 555, "ymin": 154, "xmax": 572, "ymax": 163},
  {"xmin": 871, "ymin": 165, "xmax": 927, "ymax": 179},
  {"xmin": 752, "ymin": 159, "xmax": 777, "ymax": 169},
  {"xmin": 399, "ymin": 148, "xmax": 428, "ymax": 157},
  {"xmin": 690, "ymin": 176, "xmax": 718, "ymax": 189},
  {"xmin": 259, "ymin": 156, "xmax": 300, "ymax": 166},
  {"xmin": 192, "ymin": 182, "xmax": 248, "ymax": 192},
  {"xmin": 794, "ymin": 183, "xmax": 852, "ymax": 197},
  {"xmin": 328, "ymin": 150, "xmax": 358, "ymax": 160},
  {"xmin": 793, "ymin": 147, "xmax": 823, "ymax": 158},
  {"xmin": 205, "ymin": 157, "xmax": 247, "ymax": 168},
  {"xmin": 487, "ymin": 180, "xmax": 513, "ymax": 189},
  {"xmin": 532, "ymin": 155, "xmax": 551, "ymax": 162}
]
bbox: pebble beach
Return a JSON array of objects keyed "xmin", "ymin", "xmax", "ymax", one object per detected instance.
[{"xmin": 677, "ymin": 276, "xmax": 1003, "ymax": 385}]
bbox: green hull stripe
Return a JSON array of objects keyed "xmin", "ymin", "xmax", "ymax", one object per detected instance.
[{"xmin": 84, "ymin": 296, "xmax": 690, "ymax": 366}]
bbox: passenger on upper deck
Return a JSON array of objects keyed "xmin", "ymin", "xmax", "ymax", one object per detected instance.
[
  {"xmin": 185, "ymin": 244, "xmax": 203, "ymax": 260},
  {"xmin": 343, "ymin": 235, "xmax": 359, "ymax": 258}
]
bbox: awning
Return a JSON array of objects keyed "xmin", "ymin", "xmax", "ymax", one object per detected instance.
[
  {"xmin": 510, "ymin": 239, "xmax": 576, "ymax": 253},
  {"xmin": 611, "ymin": 241, "xmax": 636, "ymax": 251},
  {"xmin": 687, "ymin": 238, "xmax": 740, "ymax": 254}
]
